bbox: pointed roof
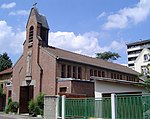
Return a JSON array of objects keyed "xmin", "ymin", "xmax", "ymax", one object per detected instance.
[
  {"xmin": 135, "ymin": 48, "xmax": 150, "ymax": 63},
  {"xmin": 26, "ymin": 7, "xmax": 49, "ymax": 29},
  {"xmin": 43, "ymin": 46, "xmax": 139, "ymax": 75}
]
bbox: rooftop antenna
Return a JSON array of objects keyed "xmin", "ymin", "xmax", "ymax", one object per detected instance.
[{"xmin": 33, "ymin": 2, "xmax": 37, "ymax": 8}]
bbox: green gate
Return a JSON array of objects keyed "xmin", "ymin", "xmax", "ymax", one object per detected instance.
[
  {"xmin": 59, "ymin": 97, "xmax": 111, "ymax": 119},
  {"xmin": 116, "ymin": 94, "xmax": 150, "ymax": 119}
]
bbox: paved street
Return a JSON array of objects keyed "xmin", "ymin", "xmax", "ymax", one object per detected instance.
[
  {"xmin": 0, "ymin": 116, "xmax": 15, "ymax": 119},
  {"xmin": 0, "ymin": 112, "xmax": 43, "ymax": 119}
]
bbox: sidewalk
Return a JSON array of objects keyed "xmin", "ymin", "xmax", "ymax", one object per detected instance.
[{"xmin": 0, "ymin": 112, "xmax": 43, "ymax": 119}]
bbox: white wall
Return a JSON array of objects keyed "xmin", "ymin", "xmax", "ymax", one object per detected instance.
[
  {"xmin": 95, "ymin": 80, "xmax": 147, "ymax": 98},
  {"xmin": 135, "ymin": 49, "xmax": 150, "ymax": 73}
]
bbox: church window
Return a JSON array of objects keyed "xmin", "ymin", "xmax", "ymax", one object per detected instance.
[
  {"xmin": 67, "ymin": 65, "xmax": 71, "ymax": 78},
  {"xmin": 102, "ymin": 71, "xmax": 105, "ymax": 77},
  {"xmin": 94, "ymin": 70, "xmax": 97, "ymax": 76},
  {"xmin": 78, "ymin": 67, "xmax": 82, "ymax": 79},
  {"xmin": 29, "ymin": 26, "xmax": 34, "ymax": 43},
  {"xmin": 61, "ymin": 64, "xmax": 66, "ymax": 78},
  {"xmin": 98, "ymin": 71, "xmax": 101, "ymax": 77},
  {"xmin": 90, "ymin": 69, "xmax": 93, "ymax": 76},
  {"xmin": 111, "ymin": 73, "xmax": 113, "ymax": 79},
  {"xmin": 73, "ymin": 66, "xmax": 77, "ymax": 78},
  {"xmin": 120, "ymin": 75, "xmax": 122, "ymax": 80}
]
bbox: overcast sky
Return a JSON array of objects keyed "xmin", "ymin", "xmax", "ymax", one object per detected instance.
[{"xmin": 0, "ymin": 0, "xmax": 150, "ymax": 65}]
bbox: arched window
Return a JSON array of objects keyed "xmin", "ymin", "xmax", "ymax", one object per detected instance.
[{"xmin": 29, "ymin": 26, "xmax": 34, "ymax": 43}]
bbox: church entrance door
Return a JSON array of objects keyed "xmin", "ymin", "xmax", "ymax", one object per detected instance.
[{"xmin": 19, "ymin": 86, "xmax": 34, "ymax": 113}]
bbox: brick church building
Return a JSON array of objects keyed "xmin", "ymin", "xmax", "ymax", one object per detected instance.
[{"xmin": 12, "ymin": 7, "xmax": 141, "ymax": 113}]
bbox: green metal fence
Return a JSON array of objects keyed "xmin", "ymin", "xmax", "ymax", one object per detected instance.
[
  {"xmin": 58, "ymin": 94, "xmax": 150, "ymax": 119},
  {"xmin": 116, "ymin": 94, "xmax": 150, "ymax": 119},
  {"xmin": 59, "ymin": 97, "xmax": 111, "ymax": 119}
]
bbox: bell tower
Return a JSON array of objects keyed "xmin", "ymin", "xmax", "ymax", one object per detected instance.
[{"xmin": 26, "ymin": 6, "xmax": 49, "ymax": 48}]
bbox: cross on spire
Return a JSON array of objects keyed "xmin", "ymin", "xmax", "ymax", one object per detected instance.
[{"xmin": 33, "ymin": 2, "xmax": 37, "ymax": 8}]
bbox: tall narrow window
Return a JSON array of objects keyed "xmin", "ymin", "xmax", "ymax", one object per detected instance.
[
  {"xmin": 29, "ymin": 26, "xmax": 34, "ymax": 43},
  {"xmin": 90, "ymin": 69, "xmax": 93, "ymax": 76},
  {"xmin": 120, "ymin": 75, "xmax": 122, "ymax": 80},
  {"xmin": 67, "ymin": 65, "xmax": 71, "ymax": 78},
  {"xmin": 78, "ymin": 67, "xmax": 82, "ymax": 79},
  {"xmin": 94, "ymin": 70, "xmax": 97, "ymax": 76},
  {"xmin": 73, "ymin": 66, "xmax": 77, "ymax": 78},
  {"xmin": 61, "ymin": 64, "xmax": 66, "ymax": 78},
  {"xmin": 111, "ymin": 73, "xmax": 113, "ymax": 79},
  {"xmin": 98, "ymin": 71, "xmax": 101, "ymax": 77},
  {"xmin": 114, "ymin": 74, "xmax": 116, "ymax": 79},
  {"xmin": 102, "ymin": 71, "xmax": 105, "ymax": 77}
]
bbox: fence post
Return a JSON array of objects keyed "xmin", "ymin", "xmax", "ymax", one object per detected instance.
[
  {"xmin": 111, "ymin": 93, "xmax": 116, "ymax": 119},
  {"xmin": 62, "ymin": 95, "xmax": 66, "ymax": 119}
]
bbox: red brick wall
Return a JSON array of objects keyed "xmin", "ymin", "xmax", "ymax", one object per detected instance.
[
  {"xmin": 71, "ymin": 80, "xmax": 94, "ymax": 97},
  {"xmin": 39, "ymin": 48, "xmax": 56, "ymax": 95}
]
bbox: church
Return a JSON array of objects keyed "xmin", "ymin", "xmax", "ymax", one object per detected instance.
[{"xmin": 11, "ymin": 7, "xmax": 145, "ymax": 113}]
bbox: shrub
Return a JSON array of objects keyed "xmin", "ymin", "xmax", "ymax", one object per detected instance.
[
  {"xmin": 28, "ymin": 94, "xmax": 44, "ymax": 117},
  {"xmin": 5, "ymin": 100, "xmax": 19, "ymax": 114},
  {"xmin": 8, "ymin": 97, "xmax": 12, "ymax": 105}
]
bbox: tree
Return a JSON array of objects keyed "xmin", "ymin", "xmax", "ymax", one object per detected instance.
[
  {"xmin": 0, "ymin": 52, "xmax": 12, "ymax": 72},
  {"xmin": 96, "ymin": 51, "xmax": 120, "ymax": 61}
]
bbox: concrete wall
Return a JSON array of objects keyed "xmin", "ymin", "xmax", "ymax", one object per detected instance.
[
  {"xmin": 44, "ymin": 96, "xmax": 59, "ymax": 119},
  {"xmin": 95, "ymin": 80, "xmax": 148, "ymax": 98}
]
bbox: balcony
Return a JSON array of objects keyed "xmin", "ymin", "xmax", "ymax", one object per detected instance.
[
  {"xmin": 128, "ymin": 53, "xmax": 139, "ymax": 58},
  {"xmin": 128, "ymin": 60, "xmax": 135, "ymax": 64}
]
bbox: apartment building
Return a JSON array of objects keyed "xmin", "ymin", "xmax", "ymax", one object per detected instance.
[{"xmin": 127, "ymin": 39, "xmax": 150, "ymax": 69}]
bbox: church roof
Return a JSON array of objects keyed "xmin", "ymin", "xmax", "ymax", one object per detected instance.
[
  {"xmin": 44, "ymin": 46, "xmax": 138, "ymax": 75},
  {"xmin": 27, "ymin": 7, "xmax": 49, "ymax": 29}
]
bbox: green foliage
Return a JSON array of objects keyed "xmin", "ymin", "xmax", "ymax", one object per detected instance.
[
  {"xmin": 28, "ymin": 94, "xmax": 44, "ymax": 117},
  {"xmin": 144, "ymin": 78, "xmax": 150, "ymax": 92},
  {"xmin": 0, "ymin": 52, "xmax": 12, "ymax": 72},
  {"xmin": 8, "ymin": 97, "xmax": 12, "ymax": 106},
  {"xmin": 5, "ymin": 99, "xmax": 19, "ymax": 114},
  {"xmin": 28, "ymin": 100, "xmax": 40, "ymax": 117},
  {"xmin": 96, "ymin": 51, "xmax": 120, "ymax": 61},
  {"xmin": 0, "ymin": 86, "xmax": 3, "ymax": 96}
]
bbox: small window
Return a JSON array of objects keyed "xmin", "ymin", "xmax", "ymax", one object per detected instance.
[
  {"xmin": 59, "ymin": 87, "xmax": 67, "ymax": 93},
  {"xmin": 144, "ymin": 54, "xmax": 149, "ymax": 61},
  {"xmin": 141, "ymin": 66, "xmax": 148, "ymax": 75}
]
